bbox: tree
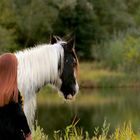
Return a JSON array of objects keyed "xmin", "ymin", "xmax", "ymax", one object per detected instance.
[
  {"xmin": 53, "ymin": 0, "xmax": 99, "ymax": 59},
  {"xmin": 0, "ymin": 26, "xmax": 17, "ymax": 54},
  {"xmin": 12, "ymin": 0, "xmax": 59, "ymax": 47}
]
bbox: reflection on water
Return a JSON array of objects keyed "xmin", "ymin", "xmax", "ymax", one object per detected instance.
[{"xmin": 36, "ymin": 88, "xmax": 140, "ymax": 137}]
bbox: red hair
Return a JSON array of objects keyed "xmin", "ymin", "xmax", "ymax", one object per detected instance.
[{"xmin": 0, "ymin": 53, "xmax": 18, "ymax": 107}]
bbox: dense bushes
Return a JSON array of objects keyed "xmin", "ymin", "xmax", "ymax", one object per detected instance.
[
  {"xmin": 1, "ymin": 0, "xmax": 140, "ymax": 60},
  {"xmin": 100, "ymin": 35, "xmax": 140, "ymax": 72},
  {"xmin": 0, "ymin": 26, "xmax": 17, "ymax": 54}
]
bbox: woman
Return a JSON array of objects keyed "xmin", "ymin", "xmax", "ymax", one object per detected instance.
[{"xmin": 0, "ymin": 53, "xmax": 32, "ymax": 140}]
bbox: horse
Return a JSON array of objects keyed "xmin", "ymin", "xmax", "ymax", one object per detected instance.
[{"xmin": 15, "ymin": 35, "xmax": 79, "ymax": 127}]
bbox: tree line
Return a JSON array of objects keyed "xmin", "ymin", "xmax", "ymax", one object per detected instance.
[{"xmin": 0, "ymin": 0, "xmax": 140, "ymax": 60}]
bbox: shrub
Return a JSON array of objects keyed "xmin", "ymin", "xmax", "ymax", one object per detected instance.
[{"xmin": 103, "ymin": 34, "xmax": 140, "ymax": 73}]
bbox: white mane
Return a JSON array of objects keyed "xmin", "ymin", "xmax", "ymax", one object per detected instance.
[{"xmin": 15, "ymin": 42, "xmax": 64, "ymax": 127}]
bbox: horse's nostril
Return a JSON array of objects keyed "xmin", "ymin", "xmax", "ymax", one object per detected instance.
[{"xmin": 67, "ymin": 94, "xmax": 73, "ymax": 100}]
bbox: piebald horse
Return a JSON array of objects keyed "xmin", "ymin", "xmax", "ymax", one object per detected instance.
[{"xmin": 15, "ymin": 35, "xmax": 79, "ymax": 127}]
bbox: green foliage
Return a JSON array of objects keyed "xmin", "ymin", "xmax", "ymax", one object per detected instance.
[
  {"xmin": 53, "ymin": 0, "xmax": 98, "ymax": 59},
  {"xmin": 102, "ymin": 34, "xmax": 140, "ymax": 72},
  {"xmin": 103, "ymin": 38, "xmax": 125, "ymax": 70},
  {"xmin": 0, "ymin": 0, "xmax": 18, "ymax": 53},
  {"xmin": 33, "ymin": 121, "xmax": 140, "ymax": 140},
  {"xmin": 32, "ymin": 122, "xmax": 48, "ymax": 140},
  {"xmin": 12, "ymin": 0, "xmax": 58, "ymax": 46},
  {"xmin": 54, "ymin": 119, "xmax": 83, "ymax": 140},
  {"xmin": 114, "ymin": 123, "xmax": 136, "ymax": 140},
  {"xmin": 0, "ymin": 0, "xmax": 16, "ymax": 28},
  {"xmin": 1, "ymin": 0, "xmax": 140, "ymax": 60},
  {"xmin": 91, "ymin": 120, "xmax": 110, "ymax": 140},
  {"xmin": 0, "ymin": 26, "xmax": 18, "ymax": 54},
  {"xmin": 80, "ymin": 62, "xmax": 140, "ymax": 88},
  {"xmin": 123, "ymin": 35, "xmax": 140, "ymax": 72}
]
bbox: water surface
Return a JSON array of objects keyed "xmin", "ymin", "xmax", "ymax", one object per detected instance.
[{"xmin": 37, "ymin": 88, "xmax": 140, "ymax": 137}]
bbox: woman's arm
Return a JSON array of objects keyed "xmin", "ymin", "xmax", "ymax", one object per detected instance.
[
  {"xmin": 16, "ymin": 103, "xmax": 32, "ymax": 139},
  {"xmin": 17, "ymin": 93, "xmax": 32, "ymax": 140}
]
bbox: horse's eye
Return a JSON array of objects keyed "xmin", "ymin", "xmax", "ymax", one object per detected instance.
[{"xmin": 66, "ymin": 59, "xmax": 68, "ymax": 63}]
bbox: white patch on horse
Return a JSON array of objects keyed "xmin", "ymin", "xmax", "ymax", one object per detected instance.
[
  {"xmin": 74, "ymin": 71, "xmax": 79, "ymax": 94},
  {"xmin": 15, "ymin": 42, "xmax": 64, "ymax": 128}
]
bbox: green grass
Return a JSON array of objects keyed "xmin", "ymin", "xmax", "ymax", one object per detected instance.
[
  {"xmin": 32, "ymin": 121, "xmax": 140, "ymax": 140},
  {"xmin": 80, "ymin": 62, "xmax": 140, "ymax": 88}
]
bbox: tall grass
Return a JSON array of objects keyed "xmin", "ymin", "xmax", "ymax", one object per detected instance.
[
  {"xmin": 32, "ymin": 121, "xmax": 140, "ymax": 140},
  {"xmin": 32, "ymin": 122, "xmax": 48, "ymax": 140}
]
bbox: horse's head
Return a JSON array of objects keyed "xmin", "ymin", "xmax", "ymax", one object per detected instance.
[{"xmin": 50, "ymin": 35, "xmax": 79, "ymax": 100}]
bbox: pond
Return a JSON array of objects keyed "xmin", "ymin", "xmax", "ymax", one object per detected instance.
[{"xmin": 36, "ymin": 87, "xmax": 140, "ymax": 138}]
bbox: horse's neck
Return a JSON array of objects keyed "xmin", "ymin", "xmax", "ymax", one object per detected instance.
[{"xmin": 15, "ymin": 44, "xmax": 64, "ymax": 95}]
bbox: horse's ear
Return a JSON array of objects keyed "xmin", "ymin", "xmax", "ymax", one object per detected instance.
[
  {"xmin": 54, "ymin": 35, "xmax": 62, "ymax": 41},
  {"xmin": 50, "ymin": 34, "xmax": 57, "ymax": 44},
  {"xmin": 64, "ymin": 32, "xmax": 75, "ymax": 42},
  {"xmin": 67, "ymin": 37, "xmax": 75, "ymax": 50}
]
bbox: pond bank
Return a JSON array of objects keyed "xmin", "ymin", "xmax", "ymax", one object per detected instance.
[{"xmin": 80, "ymin": 62, "xmax": 140, "ymax": 88}]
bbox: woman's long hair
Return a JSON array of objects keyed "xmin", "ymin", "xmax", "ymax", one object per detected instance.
[{"xmin": 0, "ymin": 53, "xmax": 18, "ymax": 106}]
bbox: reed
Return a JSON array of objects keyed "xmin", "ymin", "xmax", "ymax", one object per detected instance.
[{"xmin": 32, "ymin": 121, "xmax": 140, "ymax": 140}]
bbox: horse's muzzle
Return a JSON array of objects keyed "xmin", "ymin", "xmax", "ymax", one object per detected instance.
[{"xmin": 66, "ymin": 94, "xmax": 73, "ymax": 100}]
